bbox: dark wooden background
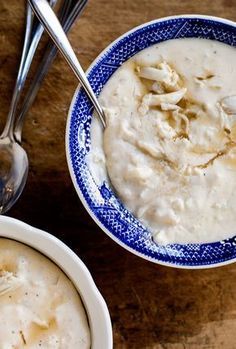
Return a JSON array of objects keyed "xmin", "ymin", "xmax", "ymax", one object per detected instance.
[{"xmin": 1, "ymin": 0, "xmax": 236, "ymax": 348}]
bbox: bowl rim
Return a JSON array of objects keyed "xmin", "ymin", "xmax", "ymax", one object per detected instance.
[
  {"xmin": 0, "ymin": 215, "xmax": 113, "ymax": 348},
  {"xmin": 66, "ymin": 14, "xmax": 236, "ymax": 270}
]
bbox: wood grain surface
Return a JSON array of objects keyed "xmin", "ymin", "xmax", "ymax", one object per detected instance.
[{"xmin": 1, "ymin": 0, "xmax": 236, "ymax": 348}]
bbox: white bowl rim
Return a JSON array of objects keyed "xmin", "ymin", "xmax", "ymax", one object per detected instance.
[
  {"xmin": 0, "ymin": 215, "xmax": 113, "ymax": 348},
  {"xmin": 66, "ymin": 14, "xmax": 236, "ymax": 270}
]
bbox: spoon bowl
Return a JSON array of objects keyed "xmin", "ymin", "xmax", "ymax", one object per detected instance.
[{"xmin": 0, "ymin": 138, "xmax": 28, "ymax": 213}]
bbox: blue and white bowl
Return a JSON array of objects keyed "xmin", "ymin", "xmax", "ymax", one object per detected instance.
[{"xmin": 66, "ymin": 15, "xmax": 236, "ymax": 269}]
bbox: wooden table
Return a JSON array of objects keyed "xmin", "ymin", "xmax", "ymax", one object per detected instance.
[{"xmin": 1, "ymin": 1, "xmax": 236, "ymax": 348}]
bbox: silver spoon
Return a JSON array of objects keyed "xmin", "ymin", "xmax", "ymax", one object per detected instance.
[
  {"xmin": 0, "ymin": 0, "xmax": 86, "ymax": 214},
  {"xmin": 0, "ymin": 3, "xmax": 47, "ymax": 213},
  {"xmin": 14, "ymin": 0, "xmax": 88, "ymax": 143},
  {"xmin": 28, "ymin": 0, "xmax": 107, "ymax": 128}
]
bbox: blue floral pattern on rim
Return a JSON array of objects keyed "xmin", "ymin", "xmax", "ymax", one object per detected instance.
[{"xmin": 68, "ymin": 16, "xmax": 236, "ymax": 267}]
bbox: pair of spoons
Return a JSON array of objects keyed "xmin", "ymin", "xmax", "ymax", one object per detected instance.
[
  {"xmin": 0, "ymin": 0, "xmax": 57, "ymax": 214},
  {"xmin": 0, "ymin": 0, "xmax": 104, "ymax": 213}
]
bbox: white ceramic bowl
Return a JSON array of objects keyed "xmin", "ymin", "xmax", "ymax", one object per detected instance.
[{"xmin": 0, "ymin": 215, "xmax": 113, "ymax": 348}]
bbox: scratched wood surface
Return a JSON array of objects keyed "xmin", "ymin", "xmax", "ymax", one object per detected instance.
[{"xmin": 1, "ymin": 0, "xmax": 236, "ymax": 348}]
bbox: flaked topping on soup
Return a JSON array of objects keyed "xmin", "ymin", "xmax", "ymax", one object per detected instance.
[
  {"xmin": 0, "ymin": 238, "xmax": 90, "ymax": 348},
  {"xmin": 89, "ymin": 38, "xmax": 236, "ymax": 244}
]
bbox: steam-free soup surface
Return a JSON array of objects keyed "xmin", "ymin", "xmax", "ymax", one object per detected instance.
[
  {"xmin": 89, "ymin": 38, "xmax": 236, "ymax": 244},
  {"xmin": 0, "ymin": 238, "xmax": 90, "ymax": 348}
]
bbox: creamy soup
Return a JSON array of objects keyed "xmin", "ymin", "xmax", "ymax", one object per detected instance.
[
  {"xmin": 0, "ymin": 238, "xmax": 90, "ymax": 348},
  {"xmin": 88, "ymin": 38, "xmax": 236, "ymax": 245}
]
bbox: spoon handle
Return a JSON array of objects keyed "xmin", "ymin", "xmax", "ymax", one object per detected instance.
[
  {"xmin": 14, "ymin": 0, "xmax": 88, "ymax": 143},
  {"xmin": 1, "ymin": 1, "xmax": 57, "ymax": 140},
  {"xmin": 0, "ymin": 4, "xmax": 33, "ymax": 139},
  {"xmin": 28, "ymin": 0, "xmax": 106, "ymax": 128}
]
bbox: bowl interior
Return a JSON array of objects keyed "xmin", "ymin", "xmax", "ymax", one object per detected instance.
[
  {"xmin": 67, "ymin": 15, "xmax": 236, "ymax": 268},
  {"xmin": 0, "ymin": 216, "xmax": 112, "ymax": 348}
]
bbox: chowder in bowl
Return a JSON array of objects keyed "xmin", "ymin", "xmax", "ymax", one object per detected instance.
[
  {"xmin": 66, "ymin": 15, "xmax": 236, "ymax": 268},
  {"xmin": 0, "ymin": 216, "xmax": 112, "ymax": 348}
]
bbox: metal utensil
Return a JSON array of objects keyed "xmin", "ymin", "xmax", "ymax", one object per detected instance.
[
  {"xmin": 14, "ymin": 0, "xmax": 88, "ymax": 142},
  {"xmin": 0, "ymin": 2, "xmax": 48, "ymax": 213},
  {"xmin": 29, "ymin": 0, "xmax": 106, "ymax": 128},
  {"xmin": 0, "ymin": 0, "xmax": 86, "ymax": 214}
]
